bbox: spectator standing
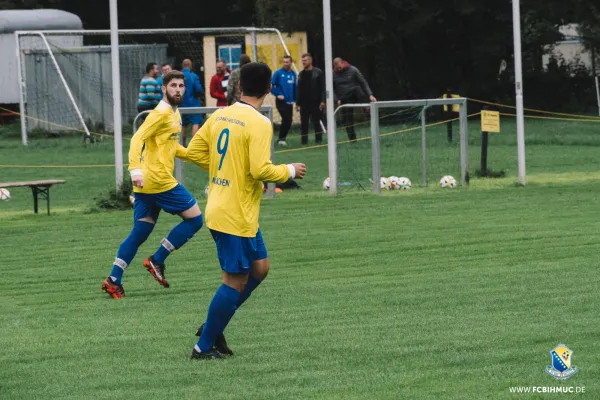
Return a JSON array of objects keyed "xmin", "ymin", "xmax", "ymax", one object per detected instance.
[
  {"xmin": 226, "ymin": 54, "xmax": 252, "ymax": 105},
  {"xmin": 137, "ymin": 62, "xmax": 162, "ymax": 115},
  {"xmin": 271, "ymin": 55, "xmax": 297, "ymax": 146},
  {"xmin": 210, "ymin": 60, "xmax": 231, "ymax": 107},
  {"xmin": 155, "ymin": 63, "xmax": 172, "ymax": 87},
  {"xmin": 332, "ymin": 57, "xmax": 376, "ymax": 142},
  {"xmin": 296, "ymin": 53, "xmax": 325, "ymax": 145},
  {"xmin": 181, "ymin": 58, "xmax": 204, "ymax": 145}
]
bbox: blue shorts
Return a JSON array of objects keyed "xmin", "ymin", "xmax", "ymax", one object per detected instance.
[
  {"xmin": 133, "ymin": 184, "xmax": 197, "ymax": 221},
  {"xmin": 182, "ymin": 114, "xmax": 203, "ymax": 126},
  {"xmin": 210, "ymin": 229, "xmax": 268, "ymax": 274}
]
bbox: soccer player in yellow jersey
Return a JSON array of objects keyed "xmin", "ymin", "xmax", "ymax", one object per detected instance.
[
  {"xmin": 101, "ymin": 71, "xmax": 205, "ymax": 299},
  {"xmin": 184, "ymin": 63, "xmax": 306, "ymax": 359}
]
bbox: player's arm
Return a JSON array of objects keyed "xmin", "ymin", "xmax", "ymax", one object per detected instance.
[
  {"xmin": 270, "ymin": 70, "xmax": 281, "ymax": 97},
  {"xmin": 226, "ymin": 74, "xmax": 236, "ymax": 104},
  {"xmin": 248, "ymin": 122, "xmax": 300, "ymax": 183},
  {"xmin": 194, "ymin": 75, "xmax": 203, "ymax": 98},
  {"xmin": 183, "ymin": 119, "xmax": 210, "ymax": 171},
  {"xmin": 210, "ymin": 76, "xmax": 226, "ymax": 101},
  {"xmin": 128, "ymin": 112, "xmax": 163, "ymax": 186},
  {"xmin": 354, "ymin": 67, "xmax": 373, "ymax": 97}
]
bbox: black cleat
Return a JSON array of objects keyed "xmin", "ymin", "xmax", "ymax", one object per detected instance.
[
  {"xmin": 196, "ymin": 323, "xmax": 234, "ymax": 356},
  {"xmin": 191, "ymin": 347, "xmax": 223, "ymax": 360}
]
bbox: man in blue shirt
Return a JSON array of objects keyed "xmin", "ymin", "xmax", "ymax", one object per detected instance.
[
  {"xmin": 180, "ymin": 58, "xmax": 204, "ymax": 145},
  {"xmin": 271, "ymin": 55, "xmax": 297, "ymax": 146}
]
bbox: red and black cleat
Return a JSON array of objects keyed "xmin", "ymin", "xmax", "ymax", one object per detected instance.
[
  {"xmin": 101, "ymin": 277, "xmax": 126, "ymax": 299},
  {"xmin": 143, "ymin": 256, "xmax": 170, "ymax": 288}
]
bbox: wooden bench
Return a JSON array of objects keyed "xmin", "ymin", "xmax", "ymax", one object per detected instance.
[{"xmin": 0, "ymin": 180, "xmax": 66, "ymax": 215}]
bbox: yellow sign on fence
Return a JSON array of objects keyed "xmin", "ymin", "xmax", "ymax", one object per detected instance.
[{"xmin": 481, "ymin": 111, "xmax": 500, "ymax": 133}]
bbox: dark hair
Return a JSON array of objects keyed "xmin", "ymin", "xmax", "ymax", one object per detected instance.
[
  {"xmin": 239, "ymin": 54, "xmax": 251, "ymax": 67},
  {"xmin": 161, "ymin": 63, "xmax": 171, "ymax": 68},
  {"xmin": 283, "ymin": 55, "xmax": 292, "ymax": 61},
  {"xmin": 162, "ymin": 70, "xmax": 185, "ymax": 86},
  {"xmin": 240, "ymin": 62, "xmax": 272, "ymax": 98},
  {"xmin": 146, "ymin": 62, "xmax": 157, "ymax": 74},
  {"xmin": 301, "ymin": 53, "xmax": 312, "ymax": 59}
]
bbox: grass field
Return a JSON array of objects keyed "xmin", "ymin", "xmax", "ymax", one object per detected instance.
[{"xmin": 1, "ymin": 115, "xmax": 599, "ymax": 399}]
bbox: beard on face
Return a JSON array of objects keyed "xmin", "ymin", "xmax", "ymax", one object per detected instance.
[{"xmin": 166, "ymin": 92, "xmax": 183, "ymax": 106}]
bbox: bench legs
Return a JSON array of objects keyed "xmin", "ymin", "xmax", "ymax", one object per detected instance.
[{"xmin": 31, "ymin": 186, "xmax": 51, "ymax": 215}]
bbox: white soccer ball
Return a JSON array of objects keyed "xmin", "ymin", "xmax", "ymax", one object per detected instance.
[
  {"xmin": 204, "ymin": 185, "xmax": 210, "ymax": 196},
  {"xmin": 129, "ymin": 194, "xmax": 135, "ymax": 205},
  {"xmin": 388, "ymin": 176, "xmax": 400, "ymax": 189},
  {"xmin": 0, "ymin": 188, "xmax": 10, "ymax": 200},
  {"xmin": 440, "ymin": 175, "xmax": 457, "ymax": 188},
  {"xmin": 323, "ymin": 177, "xmax": 330, "ymax": 190},
  {"xmin": 380, "ymin": 177, "xmax": 391, "ymax": 190},
  {"xmin": 397, "ymin": 177, "xmax": 412, "ymax": 190}
]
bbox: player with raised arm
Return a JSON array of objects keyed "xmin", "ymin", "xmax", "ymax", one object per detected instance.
[
  {"xmin": 184, "ymin": 62, "xmax": 306, "ymax": 359},
  {"xmin": 101, "ymin": 70, "xmax": 205, "ymax": 299}
]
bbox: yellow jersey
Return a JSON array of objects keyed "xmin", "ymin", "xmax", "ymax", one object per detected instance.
[
  {"xmin": 128, "ymin": 101, "xmax": 187, "ymax": 194},
  {"xmin": 185, "ymin": 102, "xmax": 290, "ymax": 237}
]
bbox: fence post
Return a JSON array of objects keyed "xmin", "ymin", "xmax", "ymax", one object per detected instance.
[
  {"xmin": 370, "ymin": 103, "xmax": 381, "ymax": 193},
  {"xmin": 480, "ymin": 106, "xmax": 489, "ymax": 177},
  {"xmin": 421, "ymin": 106, "xmax": 428, "ymax": 187},
  {"xmin": 250, "ymin": 30, "xmax": 258, "ymax": 62},
  {"xmin": 459, "ymin": 100, "xmax": 469, "ymax": 186}
]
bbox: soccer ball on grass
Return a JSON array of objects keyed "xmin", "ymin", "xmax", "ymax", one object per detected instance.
[
  {"xmin": 439, "ymin": 175, "xmax": 457, "ymax": 188},
  {"xmin": 0, "ymin": 188, "xmax": 11, "ymax": 200}
]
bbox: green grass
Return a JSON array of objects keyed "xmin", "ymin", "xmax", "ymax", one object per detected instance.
[{"xmin": 1, "ymin": 117, "xmax": 599, "ymax": 399}]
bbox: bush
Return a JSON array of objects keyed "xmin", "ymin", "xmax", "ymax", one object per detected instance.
[{"xmin": 92, "ymin": 178, "xmax": 133, "ymax": 212}]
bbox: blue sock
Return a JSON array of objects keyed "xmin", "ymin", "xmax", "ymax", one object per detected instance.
[
  {"xmin": 153, "ymin": 215, "xmax": 203, "ymax": 264},
  {"xmin": 236, "ymin": 275, "xmax": 262, "ymax": 309},
  {"xmin": 196, "ymin": 284, "xmax": 241, "ymax": 352},
  {"xmin": 110, "ymin": 221, "xmax": 154, "ymax": 284}
]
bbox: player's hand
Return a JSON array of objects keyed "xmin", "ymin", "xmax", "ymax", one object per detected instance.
[
  {"xmin": 337, "ymin": 100, "xmax": 341, "ymax": 105},
  {"xmin": 132, "ymin": 175, "xmax": 144, "ymax": 188},
  {"xmin": 319, "ymin": 102, "xmax": 325, "ymax": 110},
  {"xmin": 295, "ymin": 105, "xmax": 300, "ymax": 112},
  {"xmin": 292, "ymin": 163, "xmax": 306, "ymax": 179},
  {"xmin": 277, "ymin": 95, "xmax": 284, "ymax": 100},
  {"xmin": 369, "ymin": 95, "xmax": 377, "ymax": 102}
]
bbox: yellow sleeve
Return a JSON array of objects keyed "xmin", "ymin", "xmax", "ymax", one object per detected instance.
[
  {"xmin": 184, "ymin": 120, "xmax": 211, "ymax": 171},
  {"xmin": 175, "ymin": 144, "xmax": 191, "ymax": 161},
  {"xmin": 248, "ymin": 121, "xmax": 290, "ymax": 183},
  {"xmin": 128, "ymin": 111, "xmax": 164, "ymax": 172}
]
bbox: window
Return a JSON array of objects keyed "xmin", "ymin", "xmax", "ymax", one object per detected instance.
[{"xmin": 218, "ymin": 45, "xmax": 242, "ymax": 70}]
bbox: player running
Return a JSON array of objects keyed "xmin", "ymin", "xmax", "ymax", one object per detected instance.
[
  {"xmin": 101, "ymin": 70, "xmax": 205, "ymax": 299},
  {"xmin": 184, "ymin": 62, "xmax": 306, "ymax": 359}
]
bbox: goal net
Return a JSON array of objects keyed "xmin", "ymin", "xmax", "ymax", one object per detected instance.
[{"xmin": 15, "ymin": 28, "xmax": 306, "ymax": 141}]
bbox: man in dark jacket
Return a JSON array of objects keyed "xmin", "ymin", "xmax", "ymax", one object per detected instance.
[
  {"xmin": 332, "ymin": 57, "xmax": 376, "ymax": 141},
  {"xmin": 296, "ymin": 53, "xmax": 325, "ymax": 145}
]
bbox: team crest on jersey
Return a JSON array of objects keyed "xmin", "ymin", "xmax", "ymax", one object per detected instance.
[{"xmin": 546, "ymin": 344, "xmax": 578, "ymax": 380}]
